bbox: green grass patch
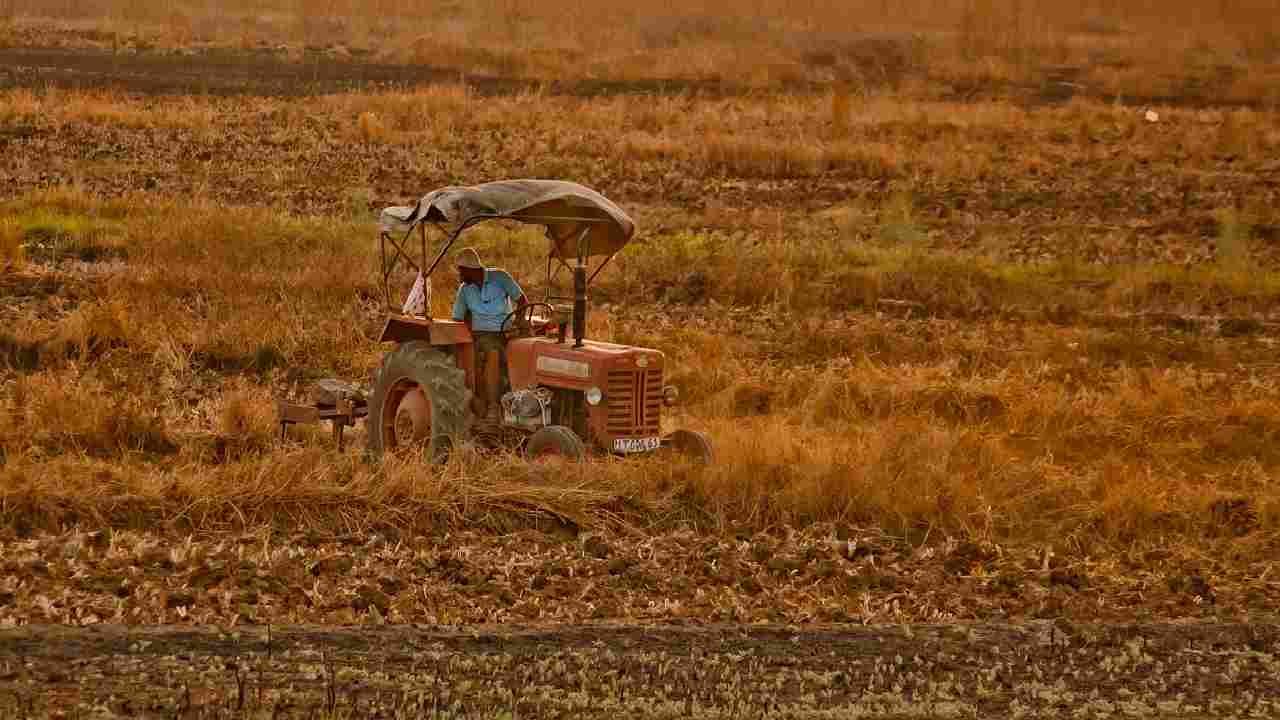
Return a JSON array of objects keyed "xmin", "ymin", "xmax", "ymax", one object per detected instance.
[
  {"xmin": 0, "ymin": 217, "xmax": 23, "ymax": 267},
  {"xmin": 16, "ymin": 209, "xmax": 127, "ymax": 264},
  {"xmin": 1214, "ymin": 206, "xmax": 1254, "ymax": 271}
]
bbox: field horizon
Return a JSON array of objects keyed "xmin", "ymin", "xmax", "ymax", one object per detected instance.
[{"xmin": 2, "ymin": 0, "xmax": 1279, "ymax": 107}]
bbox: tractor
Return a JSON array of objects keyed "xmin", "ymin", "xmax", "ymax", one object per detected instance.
[{"xmin": 280, "ymin": 179, "xmax": 712, "ymax": 464}]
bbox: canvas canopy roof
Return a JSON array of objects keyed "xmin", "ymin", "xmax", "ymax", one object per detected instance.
[{"xmin": 379, "ymin": 179, "xmax": 635, "ymax": 259}]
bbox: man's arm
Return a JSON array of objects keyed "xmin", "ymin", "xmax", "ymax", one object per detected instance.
[
  {"xmin": 495, "ymin": 271, "xmax": 528, "ymax": 329},
  {"xmin": 498, "ymin": 271, "xmax": 527, "ymax": 308}
]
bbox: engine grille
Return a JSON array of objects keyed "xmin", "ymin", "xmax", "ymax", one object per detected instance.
[{"xmin": 606, "ymin": 369, "xmax": 662, "ymax": 437}]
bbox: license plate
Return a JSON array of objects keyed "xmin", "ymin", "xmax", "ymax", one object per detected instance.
[{"xmin": 613, "ymin": 436, "xmax": 660, "ymax": 454}]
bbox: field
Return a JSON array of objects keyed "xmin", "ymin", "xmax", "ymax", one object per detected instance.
[{"xmin": 3, "ymin": 2, "xmax": 1280, "ymax": 717}]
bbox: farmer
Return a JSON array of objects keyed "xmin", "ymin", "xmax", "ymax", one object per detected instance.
[{"xmin": 452, "ymin": 247, "xmax": 527, "ymax": 420}]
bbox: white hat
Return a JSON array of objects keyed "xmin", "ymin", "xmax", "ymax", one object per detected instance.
[{"xmin": 455, "ymin": 247, "xmax": 484, "ymax": 270}]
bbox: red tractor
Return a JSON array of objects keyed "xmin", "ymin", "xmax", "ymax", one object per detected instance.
[{"xmin": 282, "ymin": 180, "xmax": 711, "ymax": 464}]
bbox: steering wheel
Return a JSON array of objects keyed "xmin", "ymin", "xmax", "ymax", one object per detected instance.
[{"xmin": 501, "ymin": 302, "xmax": 557, "ymax": 339}]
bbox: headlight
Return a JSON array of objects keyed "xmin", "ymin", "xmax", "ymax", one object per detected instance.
[
  {"xmin": 585, "ymin": 387, "xmax": 603, "ymax": 405},
  {"xmin": 662, "ymin": 386, "xmax": 679, "ymax": 406}
]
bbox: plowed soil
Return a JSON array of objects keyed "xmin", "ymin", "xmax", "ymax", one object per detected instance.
[
  {"xmin": 3, "ymin": 620, "xmax": 1278, "ymax": 718},
  {"xmin": 1, "ymin": 526, "xmax": 1278, "ymax": 717}
]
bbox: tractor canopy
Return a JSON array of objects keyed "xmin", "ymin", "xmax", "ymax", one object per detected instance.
[{"xmin": 379, "ymin": 179, "xmax": 635, "ymax": 260}]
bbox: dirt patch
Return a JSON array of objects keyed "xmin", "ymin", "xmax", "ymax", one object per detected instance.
[
  {"xmin": 2, "ymin": 46, "xmax": 1274, "ymax": 110},
  {"xmin": 0, "ymin": 47, "xmax": 748, "ymax": 99}
]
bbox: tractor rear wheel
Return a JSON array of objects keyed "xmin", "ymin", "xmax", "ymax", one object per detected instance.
[
  {"xmin": 525, "ymin": 425, "xmax": 585, "ymax": 462},
  {"xmin": 366, "ymin": 341, "xmax": 471, "ymax": 463}
]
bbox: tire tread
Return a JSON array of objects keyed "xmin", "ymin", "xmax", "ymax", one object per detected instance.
[{"xmin": 366, "ymin": 341, "xmax": 471, "ymax": 462}]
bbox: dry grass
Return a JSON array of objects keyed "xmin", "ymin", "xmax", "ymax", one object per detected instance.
[{"xmin": 2, "ymin": 182, "xmax": 1279, "ymax": 571}]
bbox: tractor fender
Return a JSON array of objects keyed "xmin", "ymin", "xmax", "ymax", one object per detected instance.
[{"xmin": 378, "ymin": 316, "xmax": 473, "ymax": 346}]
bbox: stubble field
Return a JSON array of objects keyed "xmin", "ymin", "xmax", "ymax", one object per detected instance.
[{"xmin": 2, "ymin": 3, "xmax": 1280, "ymax": 717}]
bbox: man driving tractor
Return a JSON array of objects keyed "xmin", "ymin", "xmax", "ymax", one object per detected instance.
[{"xmin": 451, "ymin": 247, "xmax": 527, "ymax": 421}]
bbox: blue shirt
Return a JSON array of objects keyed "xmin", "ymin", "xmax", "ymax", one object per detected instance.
[{"xmin": 451, "ymin": 269, "xmax": 524, "ymax": 332}]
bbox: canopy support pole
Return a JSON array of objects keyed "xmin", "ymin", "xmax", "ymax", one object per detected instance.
[
  {"xmin": 380, "ymin": 228, "xmax": 421, "ymax": 311},
  {"xmin": 573, "ymin": 227, "xmax": 589, "ymax": 349}
]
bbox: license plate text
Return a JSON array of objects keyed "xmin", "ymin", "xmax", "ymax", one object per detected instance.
[{"xmin": 613, "ymin": 436, "xmax": 660, "ymax": 454}]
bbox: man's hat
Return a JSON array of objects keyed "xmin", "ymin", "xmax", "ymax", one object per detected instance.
[{"xmin": 455, "ymin": 247, "xmax": 484, "ymax": 270}]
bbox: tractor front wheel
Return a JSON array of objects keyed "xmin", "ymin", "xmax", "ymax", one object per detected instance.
[
  {"xmin": 663, "ymin": 429, "xmax": 714, "ymax": 464},
  {"xmin": 525, "ymin": 425, "xmax": 585, "ymax": 462},
  {"xmin": 366, "ymin": 341, "xmax": 471, "ymax": 463}
]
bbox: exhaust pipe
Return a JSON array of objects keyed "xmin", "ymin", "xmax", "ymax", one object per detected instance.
[{"xmin": 572, "ymin": 263, "xmax": 587, "ymax": 348}]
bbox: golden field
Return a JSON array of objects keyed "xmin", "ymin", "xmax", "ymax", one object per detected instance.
[{"xmin": 0, "ymin": 2, "xmax": 1279, "ymax": 632}]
